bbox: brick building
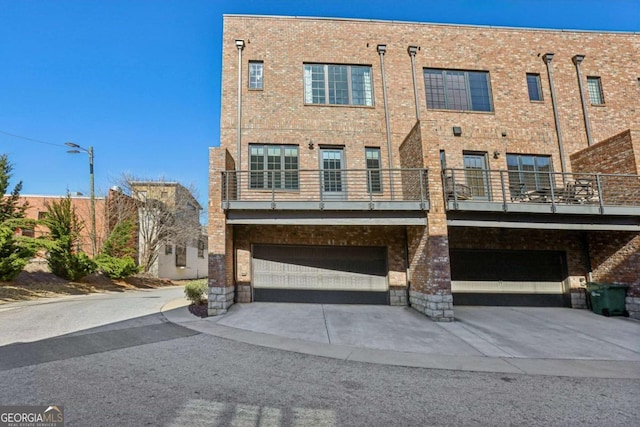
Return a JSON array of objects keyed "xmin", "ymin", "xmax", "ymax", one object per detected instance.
[
  {"xmin": 208, "ymin": 15, "xmax": 640, "ymax": 319},
  {"xmin": 20, "ymin": 194, "xmax": 107, "ymax": 256}
]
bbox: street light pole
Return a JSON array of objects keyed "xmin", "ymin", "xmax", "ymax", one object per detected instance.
[{"xmin": 66, "ymin": 142, "xmax": 97, "ymax": 257}]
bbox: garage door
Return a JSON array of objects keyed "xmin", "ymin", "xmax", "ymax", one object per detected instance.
[
  {"xmin": 450, "ymin": 249, "xmax": 570, "ymax": 307},
  {"xmin": 252, "ymin": 245, "xmax": 389, "ymax": 304}
]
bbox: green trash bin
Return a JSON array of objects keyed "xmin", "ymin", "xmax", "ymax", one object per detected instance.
[{"xmin": 587, "ymin": 283, "xmax": 629, "ymax": 317}]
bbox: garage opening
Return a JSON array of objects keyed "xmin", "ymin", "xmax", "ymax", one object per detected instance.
[
  {"xmin": 252, "ymin": 244, "xmax": 389, "ymax": 304},
  {"xmin": 450, "ymin": 249, "xmax": 570, "ymax": 307}
]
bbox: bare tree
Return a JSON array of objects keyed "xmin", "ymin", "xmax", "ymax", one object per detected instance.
[{"xmin": 108, "ymin": 174, "xmax": 203, "ymax": 274}]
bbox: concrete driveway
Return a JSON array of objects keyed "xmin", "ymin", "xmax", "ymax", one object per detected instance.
[
  {"xmin": 163, "ymin": 301, "xmax": 640, "ymax": 377},
  {"xmin": 210, "ymin": 303, "xmax": 640, "ymax": 362}
]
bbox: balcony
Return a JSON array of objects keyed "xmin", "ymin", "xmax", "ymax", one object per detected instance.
[
  {"xmin": 443, "ymin": 168, "xmax": 640, "ymax": 230},
  {"xmin": 221, "ymin": 169, "xmax": 429, "ymax": 225}
]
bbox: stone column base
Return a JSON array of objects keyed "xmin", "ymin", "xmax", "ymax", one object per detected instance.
[
  {"xmin": 208, "ymin": 286, "xmax": 235, "ymax": 316},
  {"xmin": 626, "ymin": 296, "xmax": 640, "ymax": 320},
  {"xmin": 571, "ymin": 288, "xmax": 588, "ymax": 309},
  {"xmin": 389, "ymin": 288, "xmax": 408, "ymax": 306},
  {"xmin": 236, "ymin": 284, "xmax": 252, "ymax": 303},
  {"xmin": 409, "ymin": 291, "xmax": 454, "ymax": 322}
]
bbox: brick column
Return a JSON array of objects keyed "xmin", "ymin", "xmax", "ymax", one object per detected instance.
[
  {"xmin": 407, "ymin": 166, "xmax": 454, "ymax": 321},
  {"xmin": 208, "ymin": 147, "xmax": 235, "ymax": 316}
]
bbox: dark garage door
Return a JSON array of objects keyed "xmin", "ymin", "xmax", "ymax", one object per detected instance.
[
  {"xmin": 450, "ymin": 249, "xmax": 570, "ymax": 307},
  {"xmin": 252, "ymin": 244, "xmax": 389, "ymax": 304}
]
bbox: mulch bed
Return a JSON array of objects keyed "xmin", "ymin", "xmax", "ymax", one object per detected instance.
[{"xmin": 188, "ymin": 303, "xmax": 209, "ymax": 318}]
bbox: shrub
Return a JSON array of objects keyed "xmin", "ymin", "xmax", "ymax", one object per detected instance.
[
  {"xmin": 0, "ymin": 223, "xmax": 34, "ymax": 281},
  {"xmin": 95, "ymin": 254, "xmax": 140, "ymax": 279},
  {"xmin": 41, "ymin": 194, "xmax": 96, "ymax": 281},
  {"xmin": 184, "ymin": 279, "xmax": 208, "ymax": 305}
]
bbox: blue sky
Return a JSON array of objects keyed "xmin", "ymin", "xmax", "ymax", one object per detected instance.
[{"xmin": 1, "ymin": 0, "xmax": 638, "ymax": 218}]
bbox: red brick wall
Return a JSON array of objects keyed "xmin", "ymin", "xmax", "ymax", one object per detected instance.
[
  {"xmin": 208, "ymin": 148, "xmax": 236, "ymax": 288},
  {"xmin": 222, "ymin": 15, "xmax": 640, "ymax": 177},
  {"xmin": 588, "ymin": 232, "xmax": 640, "ymax": 296},
  {"xmin": 21, "ymin": 195, "xmax": 107, "ymax": 256},
  {"xmin": 571, "ymin": 129, "xmax": 639, "ymax": 175}
]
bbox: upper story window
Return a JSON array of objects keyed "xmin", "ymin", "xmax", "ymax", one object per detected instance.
[
  {"xmin": 303, "ymin": 64, "xmax": 373, "ymax": 106},
  {"xmin": 526, "ymin": 73, "xmax": 543, "ymax": 101},
  {"xmin": 424, "ymin": 69, "xmax": 493, "ymax": 112},
  {"xmin": 507, "ymin": 154, "xmax": 553, "ymax": 192},
  {"xmin": 249, "ymin": 144, "xmax": 299, "ymax": 190},
  {"xmin": 365, "ymin": 147, "xmax": 382, "ymax": 193},
  {"xmin": 249, "ymin": 61, "xmax": 263, "ymax": 90},
  {"xmin": 587, "ymin": 76, "xmax": 604, "ymax": 105}
]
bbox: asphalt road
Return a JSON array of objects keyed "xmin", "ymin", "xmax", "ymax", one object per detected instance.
[{"xmin": 1, "ymin": 290, "xmax": 639, "ymax": 426}]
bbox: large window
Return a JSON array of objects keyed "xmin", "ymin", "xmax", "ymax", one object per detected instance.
[
  {"xmin": 249, "ymin": 145, "xmax": 299, "ymax": 190},
  {"xmin": 304, "ymin": 64, "xmax": 373, "ymax": 106},
  {"xmin": 249, "ymin": 61, "xmax": 263, "ymax": 90},
  {"xmin": 587, "ymin": 76, "xmax": 604, "ymax": 105},
  {"xmin": 365, "ymin": 147, "xmax": 382, "ymax": 193},
  {"xmin": 507, "ymin": 154, "xmax": 553, "ymax": 191},
  {"xmin": 526, "ymin": 73, "xmax": 543, "ymax": 101},
  {"xmin": 424, "ymin": 69, "xmax": 493, "ymax": 112}
]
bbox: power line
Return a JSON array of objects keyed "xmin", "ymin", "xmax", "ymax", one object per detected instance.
[{"xmin": 0, "ymin": 129, "xmax": 67, "ymax": 148}]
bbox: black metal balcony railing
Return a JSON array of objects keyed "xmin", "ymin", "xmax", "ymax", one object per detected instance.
[
  {"xmin": 222, "ymin": 168, "xmax": 429, "ymax": 211},
  {"xmin": 443, "ymin": 168, "xmax": 640, "ymax": 215}
]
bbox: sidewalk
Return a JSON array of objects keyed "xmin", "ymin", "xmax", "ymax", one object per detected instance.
[{"xmin": 161, "ymin": 299, "xmax": 640, "ymax": 379}]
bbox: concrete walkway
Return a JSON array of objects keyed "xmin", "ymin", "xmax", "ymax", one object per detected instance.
[{"xmin": 161, "ymin": 299, "xmax": 640, "ymax": 379}]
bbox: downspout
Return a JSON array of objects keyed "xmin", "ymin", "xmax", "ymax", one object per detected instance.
[
  {"xmin": 407, "ymin": 45, "xmax": 421, "ymax": 121},
  {"xmin": 572, "ymin": 54, "xmax": 593, "ymax": 147},
  {"xmin": 235, "ymin": 39, "xmax": 245, "ymax": 173},
  {"xmin": 543, "ymin": 53, "xmax": 568, "ymax": 183},
  {"xmin": 377, "ymin": 44, "xmax": 395, "ymax": 197}
]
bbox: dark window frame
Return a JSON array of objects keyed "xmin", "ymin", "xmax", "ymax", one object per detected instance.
[
  {"xmin": 526, "ymin": 73, "xmax": 543, "ymax": 101},
  {"xmin": 303, "ymin": 63, "xmax": 374, "ymax": 106},
  {"xmin": 365, "ymin": 147, "xmax": 382, "ymax": 193},
  {"xmin": 197, "ymin": 240, "xmax": 205, "ymax": 258},
  {"xmin": 587, "ymin": 76, "xmax": 605, "ymax": 105},
  {"xmin": 249, "ymin": 144, "xmax": 299, "ymax": 190},
  {"xmin": 165, "ymin": 244, "xmax": 173, "ymax": 255},
  {"xmin": 175, "ymin": 245, "xmax": 187, "ymax": 267},
  {"xmin": 423, "ymin": 68, "xmax": 494, "ymax": 112},
  {"xmin": 507, "ymin": 154, "xmax": 554, "ymax": 192}
]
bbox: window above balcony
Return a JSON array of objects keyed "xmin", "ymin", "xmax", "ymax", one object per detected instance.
[
  {"xmin": 303, "ymin": 64, "xmax": 374, "ymax": 106},
  {"xmin": 423, "ymin": 68, "xmax": 493, "ymax": 112}
]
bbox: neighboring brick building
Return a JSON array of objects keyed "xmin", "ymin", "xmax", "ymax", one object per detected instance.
[
  {"xmin": 209, "ymin": 15, "xmax": 640, "ymax": 319},
  {"xmin": 19, "ymin": 184, "xmax": 208, "ymax": 281},
  {"xmin": 20, "ymin": 194, "xmax": 107, "ymax": 256}
]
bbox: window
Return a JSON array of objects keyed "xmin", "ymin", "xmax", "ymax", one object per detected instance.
[
  {"xmin": 249, "ymin": 145, "xmax": 299, "ymax": 190},
  {"xmin": 526, "ymin": 73, "xmax": 543, "ymax": 101},
  {"xmin": 249, "ymin": 61, "xmax": 263, "ymax": 90},
  {"xmin": 587, "ymin": 77, "xmax": 604, "ymax": 105},
  {"xmin": 37, "ymin": 211, "xmax": 47, "ymax": 220},
  {"xmin": 21, "ymin": 228, "xmax": 35, "ymax": 237},
  {"xmin": 197, "ymin": 240, "xmax": 205, "ymax": 258},
  {"xmin": 365, "ymin": 148, "xmax": 382, "ymax": 193},
  {"xmin": 175, "ymin": 245, "xmax": 186, "ymax": 267},
  {"xmin": 165, "ymin": 244, "xmax": 173, "ymax": 255},
  {"xmin": 304, "ymin": 64, "xmax": 373, "ymax": 106},
  {"xmin": 424, "ymin": 69, "xmax": 493, "ymax": 112},
  {"xmin": 507, "ymin": 154, "xmax": 553, "ymax": 191}
]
